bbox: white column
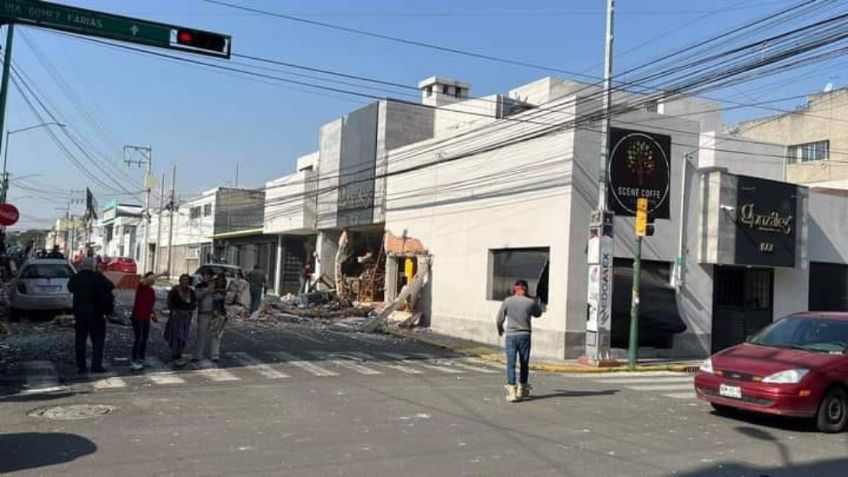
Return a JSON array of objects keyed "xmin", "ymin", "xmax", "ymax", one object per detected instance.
[{"xmin": 273, "ymin": 234, "xmax": 283, "ymax": 295}]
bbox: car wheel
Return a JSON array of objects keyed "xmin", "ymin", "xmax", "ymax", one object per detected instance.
[
  {"xmin": 816, "ymin": 387, "xmax": 848, "ymax": 433},
  {"xmin": 710, "ymin": 403, "xmax": 737, "ymax": 416}
]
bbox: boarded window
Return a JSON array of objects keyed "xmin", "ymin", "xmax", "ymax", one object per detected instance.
[{"xmin": 488, "ymin": 248, "xmax": 550, "ymax": 304}]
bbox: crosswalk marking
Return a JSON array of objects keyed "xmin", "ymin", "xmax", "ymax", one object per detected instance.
[
  {"xmin": 411, "ymin": 353, "xmax": 499, "ymax": 374},
  {"xmin": 310, "ymin": 352, "xmax": 383, "ymax": 375},
  {"xmin": 347, "ymin": 352, "xmax": 423, "ymax": 374},
  {"xmin": 92, "ymin": 376, "xmax": 127, "ymax": 389},
  {"xmin": 627, "ymin": 384, "xmax": 695, "ymax": 392},
  {"xmin": 145, "ymin": 357, "xmax": 186, "ymax": 385},
  {"xmin": 382, "ymin": 353, "xmax": 464, "ymax": 374},
  {"xmin": 20, "ymin": 361, "xmax": 62, "ymax": 393},
  {"xmin": 273, "ymin": 351, "xmax": 339, "ymax": 377},
  {"xmin": 664, "ymin": 392, "xmax": 697, "ymax": 399},
  {"xmin": 599, "ymin": 377, "xmax": 693, "ymax": 384},
  {"xmin": 229, "ymin": 352, "xmax": 290, "ymax": 379},
  {"xmin": 195, "ymin": 365, "xmax": 240, "ymax": 382}
]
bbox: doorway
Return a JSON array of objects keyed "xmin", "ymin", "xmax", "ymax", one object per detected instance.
[{"xmin": 711, "ymin": 266, "xmax": 774, "ymax": 353}]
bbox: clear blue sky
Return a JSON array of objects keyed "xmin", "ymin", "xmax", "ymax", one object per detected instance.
[{"xmin": 5, "ymin": 0, "xmax": 839, "ymax": 229}]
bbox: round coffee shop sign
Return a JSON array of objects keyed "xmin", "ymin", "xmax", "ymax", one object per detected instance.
[{"xmin": 607, "ymin": 128, "xmax": 672, "ymax": 219}]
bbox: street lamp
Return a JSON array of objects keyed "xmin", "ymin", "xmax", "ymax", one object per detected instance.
[{"xmin": 1, "ymin": 121, "xmax": 66, "ymax": 203}]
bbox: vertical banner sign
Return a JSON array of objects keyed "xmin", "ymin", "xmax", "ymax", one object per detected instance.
[
  {"xmin": 607, "ymin": 128, "xmax": 672, "ymax": 219},
  {"xmin": 586, "ymin": 210, "xmax": 614, "ymax": 363}
]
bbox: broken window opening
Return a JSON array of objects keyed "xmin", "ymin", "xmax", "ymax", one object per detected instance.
[{"xmin": 488, "ymin": 247, "xmax": 550, "ymax": 304}]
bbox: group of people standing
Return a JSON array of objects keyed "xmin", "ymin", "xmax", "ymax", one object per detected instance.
[{"xmin": 131, "ymin": 269, "xmax": 258, "ymax": 369}]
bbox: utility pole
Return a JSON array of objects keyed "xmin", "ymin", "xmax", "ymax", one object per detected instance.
[
  {"xmin": 235, "ymin": 163, "xmax": 239, "ymax": 188},
  {"xmin": 0, "ymin": 24, "xmax": 14, "ymax": 204},
  {"xmin": 166, "ymin": 164, "xmax": 176, "ymax": 277},
  {"xmin": 155, "ymin": 172, "xmax": 166, "ymax": 273},
  {"xmin": 124, "ymin": 145, "xmax": 153, "ymax": 272},
  {"xmin": 585, "ymin": 0, "xmax": 616, "ymax": 366}
]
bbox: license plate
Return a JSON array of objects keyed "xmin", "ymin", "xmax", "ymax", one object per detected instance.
[
  {"xmin": 719, "ymin": 384, "xmax": 742, "ymax": 399},
  {"xmin": 39, "ymin": 286, "xmax": 62, "ymax": 293}
]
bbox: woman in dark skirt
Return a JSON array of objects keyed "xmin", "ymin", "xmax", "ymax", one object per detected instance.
[{"xmin": 165, "ymin": 274, "xmax": 196, "ymax": 367}]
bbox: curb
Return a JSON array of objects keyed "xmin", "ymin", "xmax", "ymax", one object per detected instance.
[{"xmin": 387, "ymin": 328, "xmax": 700, "ymax": 374}]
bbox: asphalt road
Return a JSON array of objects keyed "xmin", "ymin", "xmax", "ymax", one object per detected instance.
[{"xmin": 1, "ymin": 316, "xmax": 847, "ymax": 476}]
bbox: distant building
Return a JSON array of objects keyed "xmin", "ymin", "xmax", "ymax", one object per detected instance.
[{"xmin": 733, "ymin": 87, "xmax": 848, "ymax": 188}]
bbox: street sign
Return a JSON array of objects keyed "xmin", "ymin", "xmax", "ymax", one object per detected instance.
[
  {"xmin": 635, "ymin": 197, "xmax": 648, "ymax": 236},
  {"xmin": 0, "ymin": 202, "xmax": 19, "ymax": 226},
  {"xmin": 0, "ymin": 0, "xmax": 231, "ymax": 58}
]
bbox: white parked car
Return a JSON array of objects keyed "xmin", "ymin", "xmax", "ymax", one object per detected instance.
[{"xmin": 10, "ymin": 258, "xmax": 75, "ymax": 319}]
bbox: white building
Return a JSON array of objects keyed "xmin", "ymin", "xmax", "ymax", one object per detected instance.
[{"xmin": 379, "ymin": 76, "xmax": 848, "ymax": 360}]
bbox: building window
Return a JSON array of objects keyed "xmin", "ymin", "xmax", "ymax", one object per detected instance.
[
  {"xmin": 787, "ymin": 140, "xmax": 829, "ymax": 164},
  {"xmin": 190, "ymin": 206, "xmax": 202, "ymax": 219},
  {"xmin": 442, "ymin": 84, "xmax": 449, "ymax": 95},
  {"xmin": 488, "ymin": 247, "xmax": 550, "ymax": 304},
  {"xmin": 203, "ymin": 203, "xmax": 212, "ymax": 217},
  {"xmin": 425, "ymin": 86, "xmax": 432, "ymax": 97}
]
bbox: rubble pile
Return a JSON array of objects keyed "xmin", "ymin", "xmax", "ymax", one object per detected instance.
[{"xmin": 250, "ymin": 291, "xmax": 377, "ymax": 327}]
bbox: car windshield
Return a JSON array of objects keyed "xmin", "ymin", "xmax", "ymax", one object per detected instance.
[
  {"xmin": 750, "ymin": 317, "xmax": 848, "ymax": 353},
  {"xmin": 20, "ymin": 264, "xmax": 74, "ymax": 279}
]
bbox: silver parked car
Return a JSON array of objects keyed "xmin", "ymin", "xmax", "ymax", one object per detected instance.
[{"xmin": 10, "ymin": 258, "xmax": 76, "ymax": 319}]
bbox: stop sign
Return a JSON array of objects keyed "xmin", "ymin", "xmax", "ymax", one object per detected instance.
[{"xmin": 0, "ymin": 203, "xmax": 20, "ymax": 226}]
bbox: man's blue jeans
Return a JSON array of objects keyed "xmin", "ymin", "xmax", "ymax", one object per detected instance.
[{"xmin": 505, "ymin": 333, "xmax": 531, "ymax": 385}]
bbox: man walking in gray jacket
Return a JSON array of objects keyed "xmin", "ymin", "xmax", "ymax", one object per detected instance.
[{"xmin": 496, "ymin": 279, "xmax": 543, "ymax": 402}]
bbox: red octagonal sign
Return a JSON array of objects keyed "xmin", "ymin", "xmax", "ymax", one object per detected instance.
[{"xmin": 0, "ymin": 203, "xmax": 20, "ymax": 226}]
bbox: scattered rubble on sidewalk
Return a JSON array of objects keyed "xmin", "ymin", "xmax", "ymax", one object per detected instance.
[{"xmin": 243, "ymin": 291, "xmax": 378, "ymax": 330}]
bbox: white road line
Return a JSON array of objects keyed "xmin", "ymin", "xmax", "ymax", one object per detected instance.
[
  {"xmin": 273, "ymin": 351, "xmax": 339, "ymax": 377},
  {"xmin": 311, "ymin": 352, "xmax": 383, "ymax": 375},
  {"xmin": 411, "ymin": 353, "xmax": 498, "ymax": 374},
  {"xmin": 144, "ymin": 357, "xmax": 186, "ymax": 385},
  {"xmin": 195, "ymin": 365, "xmax": 240, "ymax": 382},
  {"xmin": 598, "ymin": 377, "xmax": 694, "ymax": 384},
  {"xmin": 664, "ymin": 392, "xmax": 697, "ymax": 399},
  {"xmin": 20, "ymin": 360, "xmax": 62, "ymax": 393},
  {"xmin": 628, "ymin": 384, "xmax": 696, "ymax": 392},
  {"xmin": 564, "ymin": 371, "xmax": 690, "ymax": 378},
  {"xmin": 92, "ymin": 376, "xmax": 127, "ymax": 389},
  {"xmin": 348, "ymin": 352, "xmax": 423, "ymax": 374},
  {"xmin": 229, "ymin": 352, "xmax": 290, "ymax": 379},
  {"xmin": 382, "ymin": 353, "xmax": 464, "ymax": 374}
]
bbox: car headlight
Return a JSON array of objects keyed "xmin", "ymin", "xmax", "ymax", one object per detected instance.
[
  {"xmin": 699, "ymin": 357, "xmax": 714, "ymax": 374},
  {"xmin": 762, "ymin": 369, "xmax": 809, "ymax": 384}
]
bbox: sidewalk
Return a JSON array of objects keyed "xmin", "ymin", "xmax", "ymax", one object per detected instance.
[{"xmin": 386, "ymin": 328, "xmax": 701, "ymax": 374}]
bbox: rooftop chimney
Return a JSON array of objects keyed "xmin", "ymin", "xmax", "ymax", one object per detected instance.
[{"xmin": 418, "ymin": 76, "xmax": 470, "ymax": 107}]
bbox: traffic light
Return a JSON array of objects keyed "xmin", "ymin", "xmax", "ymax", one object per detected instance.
[
  {"xmin": 172, "ymin": 28, "xmax": 231, "ymax": 58},
  {"xmin": 635, "ymin": 197, "xmax": 656, "ymax": 237}
]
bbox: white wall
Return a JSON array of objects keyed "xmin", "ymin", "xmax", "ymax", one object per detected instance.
[
  {"xmin": 699, "ymin": 132, "xmax": 785, "ymax": 180},
  {"xmin": 264, "ymin": 170, "xmax": 316, "ymax": 234},
  {"xmin": 808, "ymin": 188, "xmax": 848, "ymax": 264},
  {"xmin": 385, "ymin": 94, "xmax": 578, "ymax": 358}
]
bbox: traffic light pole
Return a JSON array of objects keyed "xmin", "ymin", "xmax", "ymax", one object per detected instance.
[{"xmin": 628, "ymin": 236, "xmax": 642, "ymax": 369}]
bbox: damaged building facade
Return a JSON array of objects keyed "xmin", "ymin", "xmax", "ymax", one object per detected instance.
[{"xmin": 379, "ymin": 76, "xmax": 848, "ymax": 360}]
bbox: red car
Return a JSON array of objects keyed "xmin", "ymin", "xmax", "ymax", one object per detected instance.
[
  {"xmin": 695, "ymin": 312, "xmax": 848, "ymax": 433},
  {"xmin": 103, "ymin": 257, "xmax": 138, "ymax": 274}
]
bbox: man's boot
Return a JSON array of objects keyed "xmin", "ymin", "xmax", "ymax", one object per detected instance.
[
  {"xmin": 505, "ymin": 384, "xmax": 520, "ymax": 402},
  {"xmin": 518, "ymin": 383, "xmax": 532, "ymax": 399}
]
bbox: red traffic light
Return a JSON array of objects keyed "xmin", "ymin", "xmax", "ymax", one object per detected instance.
[{"xmin": 172, "ymin": 28, "xmax": 230, "ymax": 58}]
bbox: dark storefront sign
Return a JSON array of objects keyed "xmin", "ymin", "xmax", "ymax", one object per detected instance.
[
  {"xmin": 734, "ymin": 176, "xmax": 796, "ymax": 267},
  {"xmin": 607, "ymin": 128, "xmax": 672, "ymax": 219},
  {"xmin": 337, "ymin": 102, "xmax": 379, "ymax": 227}
]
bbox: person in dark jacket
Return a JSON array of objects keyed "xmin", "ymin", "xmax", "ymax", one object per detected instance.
[
  {"xmin": 495, "ymin": 279, "xmax": 543, "ymax": 402},
  {"xmin": 67, "ymin": 257, "xmax": 115, "ymax": 374},
  {"xmin": 165, "ymin": 274, "xmax": 196, "ymax": 367}
]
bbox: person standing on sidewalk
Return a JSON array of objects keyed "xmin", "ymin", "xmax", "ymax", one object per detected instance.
[
  {"xmin": 246, "ymin": 265, "xmax": 266, "ymax": 314},
  {"xmin": 193, "ymin": 269, "xmax": 215, "ymax": 362},
  {"xmin": 130, "ymin": 272, "xmax": 159, "ymax": 370},
  {"xmin": 496, "ymin": 279, "xmax": 543, "ymax": 402},
  {"xmin": 165, "ymin": 274, "xmax": 196, "ymax": 367},
  {"xmin": 67, "ymin": 257, "xmax": 114, "ymax": 374}
]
